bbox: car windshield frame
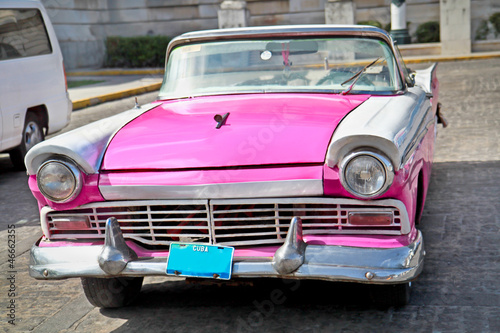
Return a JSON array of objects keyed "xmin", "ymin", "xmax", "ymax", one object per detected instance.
[{"xmin": 158, "ymin": 35, "xmax": 405, "ymax": 100}]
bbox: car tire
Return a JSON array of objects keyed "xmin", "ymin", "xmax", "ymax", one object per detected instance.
[
  {"xmin": 81, "ymin": 277, "xmax": 143, "ymax": 308},
  {"xmin": 369, "ymin": 282, "xmax": 411, "ymax": 307},
  {"xmin": 9, "ymin": 112, "xmax": 44, "ymax": 170}
]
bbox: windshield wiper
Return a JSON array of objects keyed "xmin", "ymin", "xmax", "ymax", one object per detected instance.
[{"xmin": 340, "ymin": 57, "xmax": 381, "ymax": 95}]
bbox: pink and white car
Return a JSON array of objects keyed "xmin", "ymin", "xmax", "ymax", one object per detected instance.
[{"xmin": 26, "ymin": 25, "xmax": 445, "ymax": 308}]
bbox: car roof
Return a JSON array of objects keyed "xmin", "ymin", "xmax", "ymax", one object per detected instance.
[{"xmin": 167, "ymin": 25, "xmax": 394, "ymax": 54}]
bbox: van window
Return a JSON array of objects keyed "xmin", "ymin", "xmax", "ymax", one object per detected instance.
[{"xmin": 0, "ymin": 9, "xmax": 52, "ymax": 61}]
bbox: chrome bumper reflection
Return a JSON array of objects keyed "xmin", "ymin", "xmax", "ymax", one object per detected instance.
[{"xmin": 30, "ymin": 217, "xmax": 424, "ymax": 284}]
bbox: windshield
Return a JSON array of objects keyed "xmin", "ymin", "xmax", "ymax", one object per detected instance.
[{"xmin": 159, "ymin": 37, "xmax": 403, "ymax": 99}]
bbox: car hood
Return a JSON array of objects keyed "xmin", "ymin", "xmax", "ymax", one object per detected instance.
[{"xmin": 101, "ymin": 94, "xmax": 369, "ymax": 171}]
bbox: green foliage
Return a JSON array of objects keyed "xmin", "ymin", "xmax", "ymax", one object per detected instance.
[
  {"xmin": 357, "ymin": 20, "xmax": 383, "ymax": 29},
  {"xmin": 105, "ymin": 36, "xmax": 171, "ymax": 68},
  {"xmin": 416, "ymin": 21, "xmax": 440, "ymax": 43},
  {"xmin": 474, "ymin": 13, "xmax": 500, "ymax": 41},
  {"xmin": 489, "ymin": 12, "xmax": 500, "ymax": 36},
  {"xmin": 475, "ymin": 20, "xmax": 490, "ymax": 40}
]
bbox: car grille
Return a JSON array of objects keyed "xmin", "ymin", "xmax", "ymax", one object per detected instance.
[{"xmin": 43, "ymin": 198, "xmax": 406, "ymax": 248}]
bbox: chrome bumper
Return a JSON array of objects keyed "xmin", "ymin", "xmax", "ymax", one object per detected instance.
[{"xmin": 30, "ymin": 217, "xmax": 424, "ymax": 284}]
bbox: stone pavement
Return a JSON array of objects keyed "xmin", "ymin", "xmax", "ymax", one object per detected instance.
[{"xmin": 1, "ymin": 58, "xmax": 500, "ymax": 332}]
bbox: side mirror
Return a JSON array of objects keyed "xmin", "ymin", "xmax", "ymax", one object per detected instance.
[{"xmin": 406, "ymin": 71, "xmax": 416, "ymax": 87}]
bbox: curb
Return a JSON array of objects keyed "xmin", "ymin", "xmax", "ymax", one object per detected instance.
[
  {"xmin": 72, "ymin": 82, "xmax": 162, "ymax": 110},
  {"xmin": 67, "ymin": 69, "xmax": 164, "ymax": 76}
]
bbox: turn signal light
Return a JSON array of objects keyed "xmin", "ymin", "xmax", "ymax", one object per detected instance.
[
  {"xmin": 348, "ymin": 212, "xmax": 393, "ymax": 226},
  {"xmin": 52, "ymin": 216, "xmax": 90, "ymax": 230}
]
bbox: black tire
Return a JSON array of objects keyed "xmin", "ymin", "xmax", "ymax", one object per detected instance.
[
  {"xmin": 369, "ymin": 282, "xmax": 411, "ymax": 307},
  {"xmin": 81, "ymin": 277, "xmax": 143, "ymax": 308},
  {"xmin": 9, "ymin": 112, "xmax": 44, "ymax": 170}
]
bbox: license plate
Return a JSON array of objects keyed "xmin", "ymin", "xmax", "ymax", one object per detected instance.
[{"xmin": 166, "ymin": 243, "xmax": 234, "ymax": 280}]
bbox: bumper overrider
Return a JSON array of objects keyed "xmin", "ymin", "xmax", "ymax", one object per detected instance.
[{"xmin": 30, "ymin": 217, "xmax": 424, "ymax": 284}]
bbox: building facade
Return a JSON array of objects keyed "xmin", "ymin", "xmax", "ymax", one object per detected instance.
[{"xmin": 40, "ymin": 0, "xmax": 500, "ymax": 69}]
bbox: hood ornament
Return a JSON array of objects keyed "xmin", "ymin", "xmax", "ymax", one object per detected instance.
[{"xmin": 214, "ymin": 112, "xmax": 230, "ymax": 129}]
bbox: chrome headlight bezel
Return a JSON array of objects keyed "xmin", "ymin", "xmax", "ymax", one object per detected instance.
[
  {"xmin": 36, "ymin": 160, "xmax": 83, "ymax": 203},
  {"xmin": 339, "ymin": 150, "xmax": 394, "ymax": 199}
]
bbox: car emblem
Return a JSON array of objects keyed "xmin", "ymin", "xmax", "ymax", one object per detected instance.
[{"xmin": 214, "ymin": 112, "xmax": 230, "ymax": 129}]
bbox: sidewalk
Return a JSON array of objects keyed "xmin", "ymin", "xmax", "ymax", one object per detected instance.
[
  {"xmin": 66, "ymin": 51, "xmax": 500, "ymax": 111},
  {"xmin": 67, "ymin": 70, "xmax": 163, "ymax": 110}
]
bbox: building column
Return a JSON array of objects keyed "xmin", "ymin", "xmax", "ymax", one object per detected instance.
[
  {"xmin": 218, "ymin": 0, "xmax": 249, "ymax": 29},
  {"xmin": 390, "ymin": 0, "xmax": 411, "ymax": 44},
  {"xmin": 440, "ymin": 0, "xmax": 471, "ymax": 55},
  {"xmin": 325, "ymin": 0, "xmax": 356, "ymax": 25}
]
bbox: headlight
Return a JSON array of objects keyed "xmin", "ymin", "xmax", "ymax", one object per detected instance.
[
  {"xmin": 37, "ymin": 160, "xmax": 82, "ymax": 202},
  {"xmin": 340, "ymin": 151, "xmax": 394, "ymax": 198}
]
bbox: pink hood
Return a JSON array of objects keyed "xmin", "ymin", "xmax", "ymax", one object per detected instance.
[{"xmin": 101, "ymin": 94, "xmax": 368, "ymax": 171}]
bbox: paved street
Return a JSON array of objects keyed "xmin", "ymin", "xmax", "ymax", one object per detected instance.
[{"xmin": 1, "ymin": 58, "xmax": 500, "ymax": 332}]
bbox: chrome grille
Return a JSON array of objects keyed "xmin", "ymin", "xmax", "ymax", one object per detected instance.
[
  {"xmin": 210, "ymin": 198, "xmax": 403, "ymax": 246},
  {"xmin": 44, "ymin": 200, "xmax": 211, "ymax": 246},
  {"xmin": 43, "ymin": 198, "xmax": 407, "ymax": 248}
]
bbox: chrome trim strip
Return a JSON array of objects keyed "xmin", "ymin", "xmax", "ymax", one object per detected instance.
[
  {"xmin": 99, "ymin": 180, "xmax": 324, "ymax": 200},
  {"xmin": 25, "ymin": 103, "xmax": 161, "ymax": 175},
  {"xmin": 29, "ymin": 231, "xmax": 424, "ymax": 284},
  {"xmin": 158, "ymin": 88, "xmax": 401, "ymax": 101},
  {"xmin": 401, "ymin": 110, "xmax": 435, "ymax": 166},
  {"xmin": 40, "ymin": 206, "xmax": 52, "ymax": 240}
]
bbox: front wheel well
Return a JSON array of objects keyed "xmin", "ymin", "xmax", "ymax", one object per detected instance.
[
  {"xmin": 415, "ymin": 170, "xmax": 425, "ymax": 225},
  {"xmin": 27, "ymin": 105, "xmax": 48, "ymax": 135}
]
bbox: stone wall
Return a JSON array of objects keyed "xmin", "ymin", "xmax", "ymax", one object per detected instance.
[
  {"xmin": 40, "ymin": 0, "xmax": 500, "ymax": 69},
  {"xmin": 471, "ymin": 0, "xmax": 500, "ymax": 40},
  {"xmin": 41, "ymin": 0, "xmax": 222, "ymax": 69},
  {"xmin": 247, "ymin": 0, "xmax": 327, "ymax": 26},
  {"xmin": 357, "ymin": 0, "xmax": 440, "ymax": 37}
]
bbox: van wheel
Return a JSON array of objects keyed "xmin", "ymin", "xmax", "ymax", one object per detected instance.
[
  {"xmin": 9, "ymin": 112, "xmax": 44, "ymax": 170},
  {"xmin": 81, "ymin": 277, "xmax": 143, "ymax": 308},
  {"xmin": 369, "ymin": 282, "xmax": 411, "ymax": 307}
]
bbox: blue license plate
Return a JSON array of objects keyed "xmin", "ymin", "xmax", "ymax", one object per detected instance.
[{"xmin": 166, "ymin": 243, "xmax": 234, "ymax": 280}]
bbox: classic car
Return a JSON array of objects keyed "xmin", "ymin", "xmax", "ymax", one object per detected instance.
[{"xmin": 26, "ymin": 25, "xmax": 444, "ymax": 308}]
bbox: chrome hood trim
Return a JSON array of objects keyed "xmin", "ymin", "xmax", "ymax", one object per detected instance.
[
  {"xmin": 326, "ymin": 88, "xmax": 432, "ymax": 171},
  {"xmin": 99, "ymin": 179, "xmax": 323, "ymax": 200},
  {"xmin": 25, "ymin": 103, "xmax": 161, "ymax": 175}
]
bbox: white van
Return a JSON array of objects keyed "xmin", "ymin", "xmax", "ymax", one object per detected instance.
[{"xmin": 0, "ymin": 0, "xmax": 72, "ymax": 169}]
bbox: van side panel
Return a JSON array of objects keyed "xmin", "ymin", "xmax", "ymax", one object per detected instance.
[{"xmin": 0, "ymin": 3, "xmax": 71, "ymax": 153}]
